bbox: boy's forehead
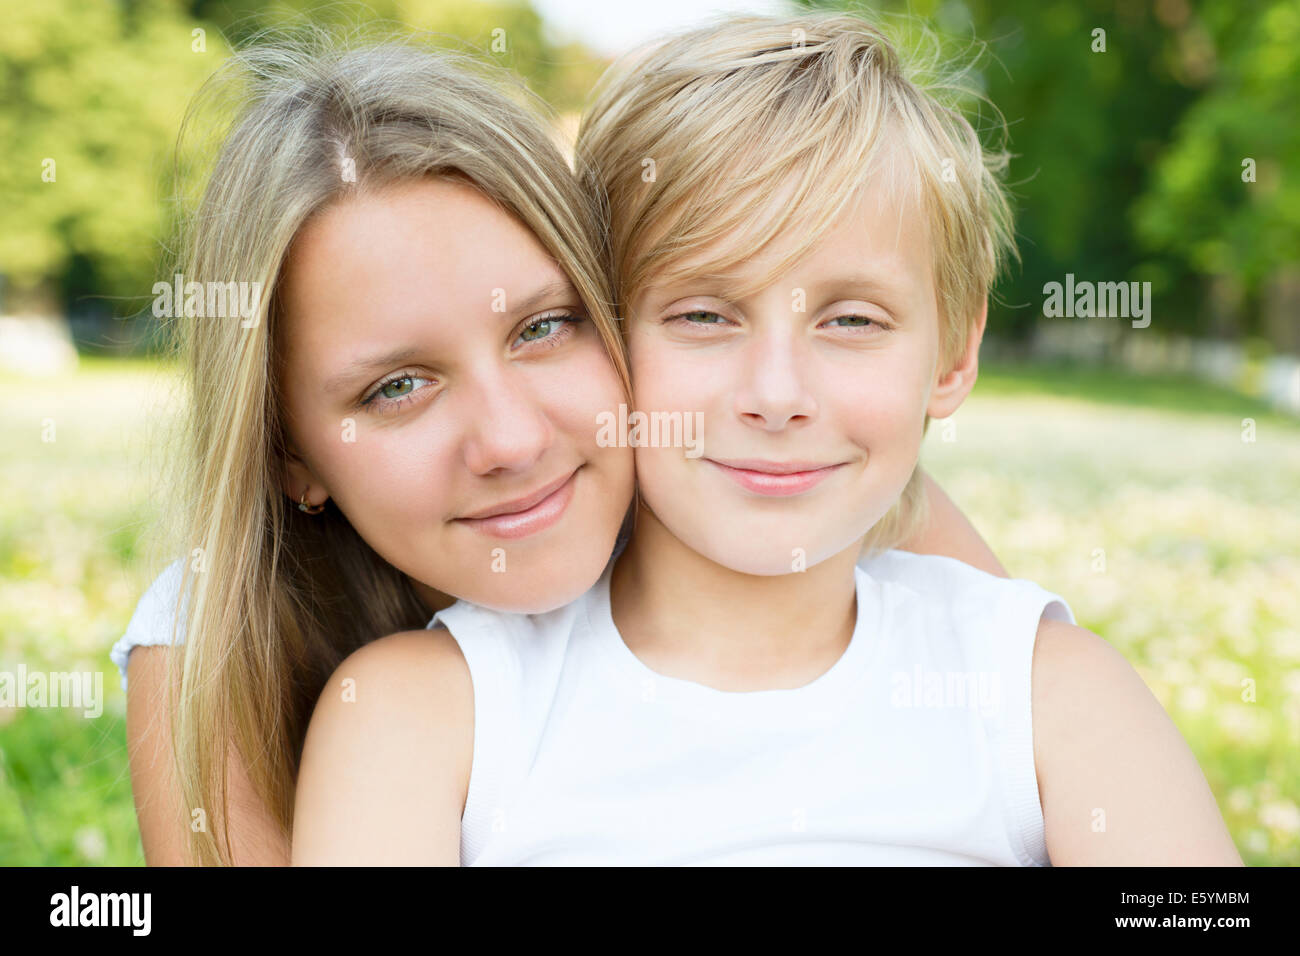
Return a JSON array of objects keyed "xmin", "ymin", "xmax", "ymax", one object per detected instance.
[{"xmin": 643, "ymin": 161, "xmax": 933, "ymax": 304}]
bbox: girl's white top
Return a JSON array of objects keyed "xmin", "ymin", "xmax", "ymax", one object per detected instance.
[{"xmin": 112, "ymin": 548, "xmax": 1074, "ymax": 866}]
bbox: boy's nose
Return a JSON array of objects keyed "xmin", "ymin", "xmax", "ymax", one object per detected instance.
[{"xmin": 733, "ymin": 327, "xmax": 818, "ymax": 431}]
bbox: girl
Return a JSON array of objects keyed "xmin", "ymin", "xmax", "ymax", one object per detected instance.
[
  {"xmin": 117, "ymin": 28, "xmax": 1005, "ymax": 865},
  {"xmin": 290, "ymin": 13, "xmax": 1242, "ymax": 865}
]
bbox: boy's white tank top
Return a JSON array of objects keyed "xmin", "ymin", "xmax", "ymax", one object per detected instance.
[{"xmin": 428, "ymin": 548, "xmax": 1075, "ymax": 867}]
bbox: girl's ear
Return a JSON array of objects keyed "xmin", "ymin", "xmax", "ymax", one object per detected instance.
[
  {"xmin": 927, "ymin": 297, "xmax": 987, "ymax": 420},
  {"xmin": 280, "ymin": 442, "xmax": 329, "ymax": 511}
]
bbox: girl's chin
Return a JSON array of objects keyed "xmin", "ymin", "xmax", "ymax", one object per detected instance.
[{"xmin": 468, "ymin": 577, "xmax": 592, "ymax": 615}]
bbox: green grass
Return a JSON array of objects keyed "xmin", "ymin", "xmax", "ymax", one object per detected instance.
[
  {"xmin": 1, "ymin": 356, "xmax": 1297, "ymax": 864},
  {"xmin": 0, "ymin": 357, "xmax": 179, "ymax": 865},
  {"xmin": 978, "ymin": 358, "xmax": 1300, "ymax": 431}
]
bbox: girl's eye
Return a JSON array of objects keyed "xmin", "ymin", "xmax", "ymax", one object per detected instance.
[
  {"xmin": 380, "ymin": 377, "xmax": 417, "ymax": 399},
  {"xmin": 516, "ymin": 313, "xmax": 583, "ymax": 347},
  {"xmin": 362, "ymin": 373, "xmax": 434, "ymax": 411}
]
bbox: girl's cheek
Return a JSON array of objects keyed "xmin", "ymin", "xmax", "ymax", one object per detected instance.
[
  {"xmin": 333, "ymin": 432, "xmax": 454, "ymax": 521},
  {"xmin": 549, "ymin": 371, "xmax": 620, "ymax": 442}
]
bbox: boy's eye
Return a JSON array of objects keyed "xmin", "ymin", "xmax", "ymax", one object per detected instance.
[
  {"xmin": 825, "ymin": 314, "xmax": 886, "ymax": 331},
  {"xmin": 670, "ymin": 310, "xmax": 728, "ymax": 325}
]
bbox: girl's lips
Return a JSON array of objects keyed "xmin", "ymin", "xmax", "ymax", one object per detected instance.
[
  {"xmin": 705, "ymin": 459, "xmax": 846, "ymax": 497},
  {"xmin": 456, "ymin": 468, "xmax": 579, "ymax": 539}
]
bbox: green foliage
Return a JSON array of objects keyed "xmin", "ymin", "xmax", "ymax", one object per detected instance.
[
  {"xmin": 0, "ymin": 0, "xmax": 227, "ymax": 302},
  {"xmin": 803, "ymin": 0, "xmax": 1300, "ymax": 345},
  {"xmin": 1135, "ymin": 1, "xmax": 1300, "ymax": 294},
  {"xmin": 0, "ymin": 0, "xmax": 605, "ymax": 317}
]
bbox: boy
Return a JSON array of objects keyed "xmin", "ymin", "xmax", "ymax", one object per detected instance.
[{"xmin": 564, "ymin": 12, "xmax": 1242, "ymax": 865}]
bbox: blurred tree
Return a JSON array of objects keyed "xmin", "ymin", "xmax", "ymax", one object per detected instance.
[
  {"xmin": 1134, "ymin": 0, "xmax": 1300, "ymax": 349},
  {"xmin": 0, "ymin": 0, "xmax": 606, "ymax": 332},
  {"xmin": 177, "ymin": 0, "xmax": 605, "ymax": 120},
  {"xmin": 801, "ymin": 0, "xmax": 1298, "ymax": 348},
  {"xmin": 0, "ymin": 0, "xmax": 226, "ymax": 309}
]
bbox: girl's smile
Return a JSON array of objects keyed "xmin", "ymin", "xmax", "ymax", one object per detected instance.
[{"xmin": 453, "ymin": 465, "xmax": 581, "ymax": 539}]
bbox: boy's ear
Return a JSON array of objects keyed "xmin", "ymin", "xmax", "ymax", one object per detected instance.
[
  {"xmin": 926, "ymin": 297, "xmax": 987, "ymax": 420},
  {"xmin": 280, "ymin": 441, "xmax": 329, "ymax": 512}
]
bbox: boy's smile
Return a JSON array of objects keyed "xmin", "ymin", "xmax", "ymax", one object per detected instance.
[
  {"xmin": 625, "ymin": 167, "xmax": 975, "ymax": 576},
  {"xmin": 702, "ymin": 457, "xmax": 850, "ymax": 497}
]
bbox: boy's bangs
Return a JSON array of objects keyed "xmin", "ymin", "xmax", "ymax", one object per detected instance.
[{"xmin": 625, "ymin": 111, "xmax": 916, "ymax": 309}]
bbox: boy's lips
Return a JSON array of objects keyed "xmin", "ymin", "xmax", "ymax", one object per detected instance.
[{"xmin": 704, "ymin": 458, "xmax": 847, "ymax": 496}]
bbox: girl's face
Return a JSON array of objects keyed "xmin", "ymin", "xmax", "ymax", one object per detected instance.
[
  {"xmin": 276, "ymin": 177, "xmax": 634, "ymax": 613},
  {"xmin": 625, "ymin": 178, "xmax": 979, "ymax": 575}
]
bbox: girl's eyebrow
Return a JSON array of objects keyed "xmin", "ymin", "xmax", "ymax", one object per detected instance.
[
  {"xmin": 324, "ymin": 346, "xmax": 421, "ymax": 395},
  {"xmin": 322, "ymin": 279, "xmax": 580, "ymax": 396},
  {"xmin": 512, "ymin": 279, "xmax": 580, "ymax": 316}
]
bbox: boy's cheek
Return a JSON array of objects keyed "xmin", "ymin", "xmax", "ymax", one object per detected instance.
[
  {"xmin": 825, "ymin": 367, "xmax": 926, "ymax": 438},
  {"xmin": 630, "ymin": 374, "xmax": 710, "ymax": 423}
]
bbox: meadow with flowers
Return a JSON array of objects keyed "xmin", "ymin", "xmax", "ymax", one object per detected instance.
[{"xmin": 1, "ymin": 357, "xmax": 1296, "ymax": 865}]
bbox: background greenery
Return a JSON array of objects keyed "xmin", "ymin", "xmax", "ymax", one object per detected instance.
[
  {"xmin": 1, "ymin": 0, "xmax": 1297, "ymax": 865},
  {"xmin": 804, "ymin": 0, "xmax": 1300, "ymax": 351},
  {"xmin": 3, "ymin": 0, "xmax": 1298, "ymax": 347},
  {"xmin": 0, "ymin": 0, "xmax": 608, "ymax": 325},
  {"xmin": 3, "ymin": 360, "xmax": 1296, "ymax": 865}
]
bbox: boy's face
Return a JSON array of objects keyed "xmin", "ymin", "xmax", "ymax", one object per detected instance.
[{"xmin": 625, "ymin": 174, "xmax": 979, "ymax": 575}]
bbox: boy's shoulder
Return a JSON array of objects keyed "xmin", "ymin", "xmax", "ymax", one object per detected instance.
[
  {"xmin": 1030, "ymin": 615, "xmax": 1126, "ymax": 771},
  {"xmin": 861, "ymin": 546, "xmax": 1001, "ymax": 584},
  {"xmin": 861, "ymin": 546, "xmax": 1011, "ymax": 588},
  {"xmin": 1029, "ymin": 616, "xmax": 1243, "ymax": 864},
  {"xmin": 860, "ymin": 548, "xmax": 1075, "ymax": 624}
]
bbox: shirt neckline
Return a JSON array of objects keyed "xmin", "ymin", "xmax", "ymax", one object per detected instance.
[{"xmin": 582, "ymin": 557, "xmax": 887, "ymax": 721}]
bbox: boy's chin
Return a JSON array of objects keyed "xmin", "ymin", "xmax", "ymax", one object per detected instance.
[{"xmin": 690, "ymin": 537, "xmax": 842, "ymax": 578}]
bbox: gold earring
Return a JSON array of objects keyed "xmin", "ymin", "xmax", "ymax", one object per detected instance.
[{"xmin": 297, "ymin": 490, "xmax": 325, "ymax": 515}]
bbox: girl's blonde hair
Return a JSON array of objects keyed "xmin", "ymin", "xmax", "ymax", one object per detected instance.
[
  {"xmin": 575, "ymin": 11, "xmax": 1016, "ymax": 554},
  {"xmin": 161, "ymin": 29, "xmax": 630, "ymax": 865}
]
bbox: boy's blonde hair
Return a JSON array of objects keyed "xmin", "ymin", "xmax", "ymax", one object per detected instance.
[{"xmin": 576, "ymin": 11, "xmax": 1015, "ymax": 553}]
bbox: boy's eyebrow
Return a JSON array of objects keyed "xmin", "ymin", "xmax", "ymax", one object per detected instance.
[
  {"xmin": 811, "ymin": 272, "xmax": 909, "ymax": 296},
  {"xmin": 640, "ymin": 278, "xmax": 735, "ymax": 303},
  {"xmin": 641, "ymin": 271, "xmax": 913, "ymax": 311}
]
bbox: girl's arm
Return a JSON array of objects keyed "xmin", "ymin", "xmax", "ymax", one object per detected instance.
[
  {"xmin": 899, "ymin": 470, "xmax": 1009, "ymax": 578},
  {"xmin": 126, "ymin": 646, "xmax": 290, "ymax": 865},
  {"xmin": 291, "ymin": 628, "xmax": 471, "ymax": 865},
  {"xmin": 1032, "ymin": 618, "xmax": 1243, "ymax": 865}
]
